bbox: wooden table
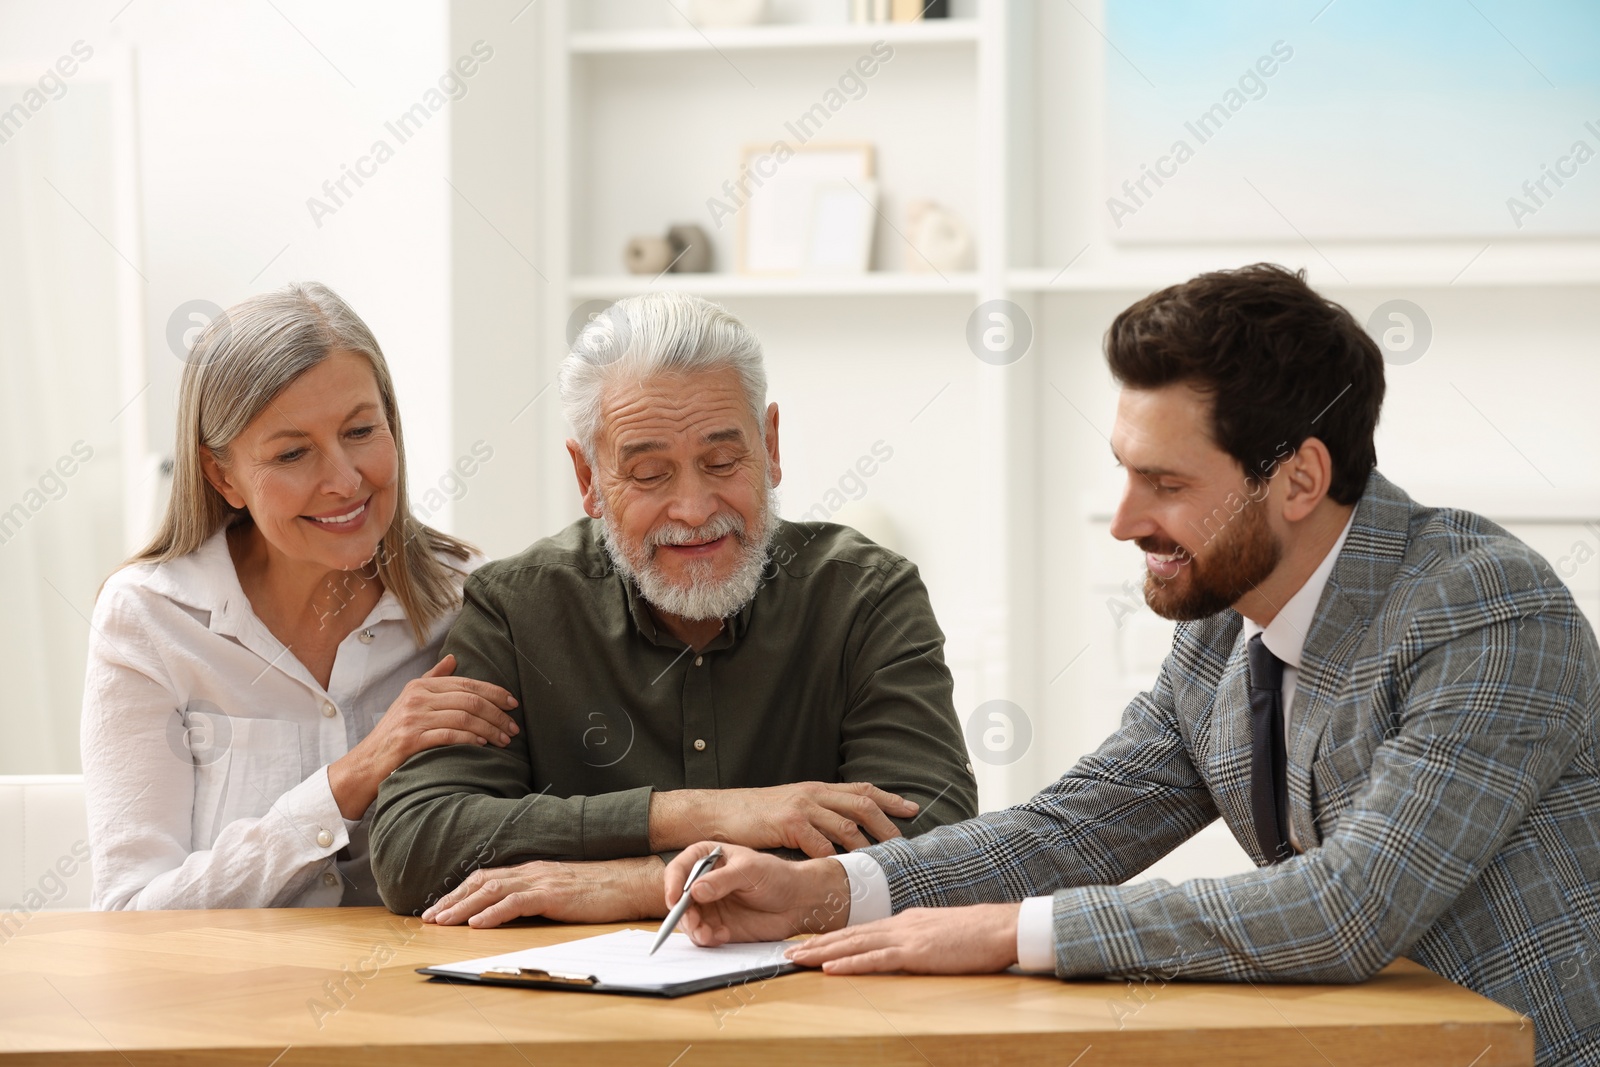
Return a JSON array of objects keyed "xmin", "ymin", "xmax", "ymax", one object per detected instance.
[{"xmin": 0, "ymin": 907, "xmax": 1531, "ymax": 1066}]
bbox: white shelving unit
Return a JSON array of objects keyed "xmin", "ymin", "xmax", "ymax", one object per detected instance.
[
  {"xmin": 568, "ymin": 19, "xmax": 981, "ymax": 54},
  {"xmin": 568, "ymin": 271, "xmax": 982, "ymax": 297},
  {"xmin": 546, "ymin": 2, "xmax": 1000, "ymax": 300}
]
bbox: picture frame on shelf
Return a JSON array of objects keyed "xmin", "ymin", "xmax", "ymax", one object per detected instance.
[
  {"xmin": 737, "ymin": 141, "xmax": 875, "ymax": 274},
  {"xmin": 804, "ymin": 179, "xmax": 878, "ymax": 273}
]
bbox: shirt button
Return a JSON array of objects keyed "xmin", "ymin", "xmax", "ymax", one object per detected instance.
[
  {"xmin": 358, "ymin": 629, "xmax": 375, "ymax": 644},
  {"xmin": 694, "ymin": 655, "xmax": 703, "ymax": 667},
  {"xmin": 693, "ymin": 738, "xmax": 707, "ymax": 751},
  {"xmin": 316, "ymin": 829, "xmax": 334, "ymax": 848},
  {"xmin": 323, "ymin": 871, "xmax": 339, "ymax": 887},
  {"xmin": 322, "ymin": 702, "xmax": 337, "ymax": 718}
]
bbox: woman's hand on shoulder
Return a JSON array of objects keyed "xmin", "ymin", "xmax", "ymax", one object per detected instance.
[
  {"xmin": 370, "ymin": 653, "xmax": 520, "ymax": 761},
  {"xmin": 328, "ymin": 654, "xmax": 519, "ymax": 820}
]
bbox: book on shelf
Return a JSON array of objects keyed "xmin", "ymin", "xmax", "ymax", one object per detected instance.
[{"xmin": 852, "ymin": 0, "xmax": 948, "ymax": 22}]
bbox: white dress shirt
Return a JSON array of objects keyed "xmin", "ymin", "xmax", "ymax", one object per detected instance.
[
  {"xmin": 81, "ymin": 525, "xmax": 479, "ymax": 910},
  {"xmin": 834, "ymin": 510, "xmax": 1357, "ymax": 973}
]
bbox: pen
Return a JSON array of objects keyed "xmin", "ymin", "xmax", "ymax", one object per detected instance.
[{"xmin": 650, "ymin": 845, "xmax": 723, "ymax": 956}]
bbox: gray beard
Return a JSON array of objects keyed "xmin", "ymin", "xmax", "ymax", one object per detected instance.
[{"xmin": 600, "ymin": 486, "xmax": 780, "ymax": 622}]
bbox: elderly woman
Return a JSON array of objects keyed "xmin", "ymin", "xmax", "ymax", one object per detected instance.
[{"xmin": 81, "ymin": 282, "xmax": 519, "ymax": 909}]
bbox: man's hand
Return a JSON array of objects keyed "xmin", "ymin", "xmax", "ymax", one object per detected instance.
[
  {"xmin": 784, "ymin": 904, "xmax": 1022, "ymax": 975},
  {"xmin": 649, "ymin": 782, "xmax": 919, "ymax": 857},
  {"xmin": 421, "ymin": 856, "xmax": 667, "ymax": 928},
  {"xmin": 665, "ymin": 842, "xmax": 851, "ymax": 946}
]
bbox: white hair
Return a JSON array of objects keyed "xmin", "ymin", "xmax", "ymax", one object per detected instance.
[{"xmin": 559, "ymin": 291, "xmax": 767, "ymax": 459}]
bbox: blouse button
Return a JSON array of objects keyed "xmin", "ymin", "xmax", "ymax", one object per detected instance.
[
  {"xmin": 693, "ymin": 738, "xmax": 707, "ymax": 751},
  {"xmin": 358, "ymin": 629, "xmax": 375, "ymax": 644},
  {"xmin": 323, "ymin": 871, "xmax": 339, "ymax": 887},
  {"xmin": 316, "ymin": 829, "xmax": 334, "ymax": 848},
  {"xmin": 322, "ymin": 702, "xmax": 337, "ymax": 718}
]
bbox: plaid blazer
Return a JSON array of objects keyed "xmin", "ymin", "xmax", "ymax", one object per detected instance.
[{"xmin": 867, "ymin": 471, "xmax": 1600, "ymax": 1065}]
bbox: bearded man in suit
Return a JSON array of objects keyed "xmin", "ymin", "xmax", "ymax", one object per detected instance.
[{"xmin": 666, "ymin": 263, "xmax": 1600, "ymax": 1067}]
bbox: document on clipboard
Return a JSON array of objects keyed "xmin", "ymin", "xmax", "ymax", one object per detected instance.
[{"xmin": 417, "ymin": 928, "xmax": 799, "ymax": 998}]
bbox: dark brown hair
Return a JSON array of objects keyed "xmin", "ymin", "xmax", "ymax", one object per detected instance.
[{"xmin": 1105, "ymin": 263, "xmax": 1385, "ymax": 505}]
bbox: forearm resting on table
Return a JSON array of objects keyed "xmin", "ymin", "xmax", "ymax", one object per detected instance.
[{"xmin": 648, "ymin": 790, "xmax": 709, "ymax": 852}]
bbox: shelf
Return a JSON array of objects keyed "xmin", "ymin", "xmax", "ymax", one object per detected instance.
[
  {"xmin": 1009, "ymin": 240, "xmax": 1600, "ymax": 293},
  {"xmin": 570, "ymin": 253, "xmax": 1600, "ymax": 304},
  {"xmin": 568, "ymin": 271, "xmax": 981, "ymax": 298},
  {"xmin": 568, "ymin": 20, "xmax": 980, "ymax": 55}
]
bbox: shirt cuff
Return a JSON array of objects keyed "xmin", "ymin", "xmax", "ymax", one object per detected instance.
[
  {"xmin": 832, "ymin": 851, "xmax": 892, "ymax": 926},
  {"xmin": 1016, "ymin": 895, "xmax": 1056, "ymax": 973},
  {"xmin": 276, "ymin": 764, "xmax": 351, "ymax": 856},
  {"xmin": 580, "ymin": 785, "xmax": 655, "ymax": 859}
]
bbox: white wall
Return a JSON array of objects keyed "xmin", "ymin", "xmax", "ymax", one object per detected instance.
[
  {"xmin": 1, "ymin": 0, "xmax": 456, "ymax": 517},
  {"xmin": 447, "ymin": 0, "xmax": 545, "ymax": 560},
  {"xmin": 0, "ymin": 0, "xmax": 455, "ymax": 772}
]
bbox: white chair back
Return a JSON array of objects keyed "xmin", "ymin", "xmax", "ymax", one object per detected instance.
[{"xmin": 0, "ymin": 775, "xmax": 93, "ymax": 936}]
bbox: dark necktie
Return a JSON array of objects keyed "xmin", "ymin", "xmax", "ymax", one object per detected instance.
[{"xmin": 1246, "ymin": 633, "xmax": 1291, "ymax": 864}]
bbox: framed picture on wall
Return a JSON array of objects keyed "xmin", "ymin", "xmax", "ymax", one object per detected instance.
[
  {"xmin": 737, "ymin": 142, "xmax": 875, "ymax": 274},
  {"xmin": 1101, "ymin": 1, "xmax": 1600, "ymax": 241}
]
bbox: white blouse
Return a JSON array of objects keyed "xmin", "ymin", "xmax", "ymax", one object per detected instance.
[{"xmin": 81, "ymin": 525, "xmax": 480, "ymax": 910}]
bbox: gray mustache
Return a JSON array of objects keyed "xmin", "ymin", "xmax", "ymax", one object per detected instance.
[{"xmin": 647, "ymin": 512, "xmax": 745, "ymax": 549}]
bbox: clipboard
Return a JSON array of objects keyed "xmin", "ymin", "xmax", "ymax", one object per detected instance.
[{"xmin": 417, "ymin": 928, "xmax": 800, "ymax": 998}]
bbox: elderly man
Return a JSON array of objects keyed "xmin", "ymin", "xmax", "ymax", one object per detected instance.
[{"xmin": 369, "ymin": 291, "xmax": 977, "ymax": 924}]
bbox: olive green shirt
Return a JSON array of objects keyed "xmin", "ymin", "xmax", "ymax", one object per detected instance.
[{"xmin": 369, "ymin": 518, "xmax": 978, "ymax": 913}]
